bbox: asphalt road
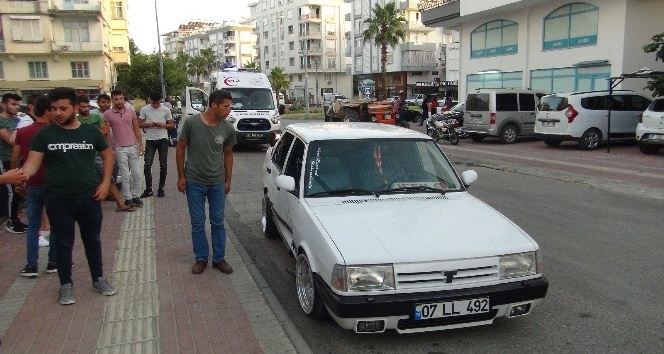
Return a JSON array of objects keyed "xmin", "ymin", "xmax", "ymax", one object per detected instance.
[{"xmin": 225, "ymin": 121, "xmax": 664, "ymax": 354}]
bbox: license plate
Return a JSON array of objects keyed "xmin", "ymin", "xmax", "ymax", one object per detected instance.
[
  {"xmin": 414, "ymin": 298, "xmax": 489, "ymax": 320},
  {"xmin": 470, "ymin": 118, "xmax": 481, "ymax": 123},
  {"xmin": 543, "ymin": 121, "xmax": 555, "ymax": 127},
  {"xmin": 246, "ymin": 133, "xmax": 263, "ymax": 138}
]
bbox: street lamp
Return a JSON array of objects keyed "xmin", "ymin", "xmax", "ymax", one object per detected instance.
[
  {"xmin": 314, "ymin": 60, "xmax": 319, "ymax": 106},
  {"xmin": 154, "ymin": 0, "xmax": 166, "ymax": 99}
]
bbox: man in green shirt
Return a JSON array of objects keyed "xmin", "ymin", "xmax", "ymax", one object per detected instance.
[
  {"xmin": 78, "ymin": 96, "xmax": 134, "ymax": 212},
  {"xmin": 22, "ymin": 87, "xmax": 117, "ymax": 305}
]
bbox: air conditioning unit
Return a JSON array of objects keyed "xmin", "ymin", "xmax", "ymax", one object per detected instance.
[{"xmin": 61, "ymin": 45, "xmax": 70, "ymax": 51}]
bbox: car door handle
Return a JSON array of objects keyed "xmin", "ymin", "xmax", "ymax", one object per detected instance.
[{"xmin": 266, "ymin": 167, "xmax": 272, "ymax": 174}]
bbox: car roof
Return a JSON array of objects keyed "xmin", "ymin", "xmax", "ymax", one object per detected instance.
[
  {"xmin": 286, "ymin": 122, "xmax": 428, "ymax": 143},
  {"xmin": 544, "ymin": 90, "xmax": 637, "ymax": 97}
]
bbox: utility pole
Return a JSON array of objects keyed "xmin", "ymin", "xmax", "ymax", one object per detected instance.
[
  {"xmin": 301, "ymin": 46, "xmax": 309, "ymax": 117},
  {"xmin": 154, "ymin": 0, "xmax": 166, "ymax": 99},
  {"xmin": 314, "ymin": 60, "xmax": 319, "ymax": 106}
]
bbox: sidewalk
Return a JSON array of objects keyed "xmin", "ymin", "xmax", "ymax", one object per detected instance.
[{"xmin": 0, "ymin": 148, "xmax": 307, "ymax": 353}]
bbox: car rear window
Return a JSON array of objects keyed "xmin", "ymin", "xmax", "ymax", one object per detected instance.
[
  {"xmin": 648, "ymin": 98, "xmax": 664, "ymax": 112},
  {"xmin": 466, "ymin": 94, "xmax": 489, "ymax": 111},
  {"xmin": 539, "ymin": 96, "xmax": 568, "ymax": 111}
]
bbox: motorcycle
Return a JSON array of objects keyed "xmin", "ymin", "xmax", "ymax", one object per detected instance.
[{"xmin": 426, "ymin": 114, "xmax": 461, "ymax": 145}]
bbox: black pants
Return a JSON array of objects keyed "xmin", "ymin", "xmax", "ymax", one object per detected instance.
[
  {"xmin": 144, "ymin": 138, "xmax": 169, "ymax": 190},
  {"xmin": 2, "ymin": 161, "xmax": 22, "ymax": 221}
]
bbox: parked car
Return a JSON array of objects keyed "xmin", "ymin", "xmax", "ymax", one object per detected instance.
[
  {"xmin": 464, "ymin": 88, "xmax": 547, "ymax": 143},
  {"xmin": 405, "ymin": 93, "xmax": 425, "ymax": 106},
  {"xmin": 636, "ymin": 97, "xmax": 664, "ymax": 154},
  {"xmin": 535, "ymin": 90, "xmax": 651, "ymax": 150},
  {"xmin": 262, "ymin": 122, "xmax": 549, "ymax": 334}
]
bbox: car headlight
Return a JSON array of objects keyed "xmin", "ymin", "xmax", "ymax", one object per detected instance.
[
  {"xmin": 331, "ymin": 264, "xmax": 395, "ymax": 292},
  {"xmin": 499, "ymin": 252, "xmax": 540, "ymax": 279},
  {"xmin": 228, "ymin": 116, "xmax": 236, "ymax": 124},
  {"xmin": 271, "ymin": 111, "xmax": 280, "ymax": 124}
]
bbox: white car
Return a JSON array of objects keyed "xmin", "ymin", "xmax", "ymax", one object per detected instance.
[
  {"xmin": 262, "ymin": 122, "xmax": 549, "ymax": 334},
  {"xmin": 535, "ymin": 90, "xmax": 651, "ymax": 150},
  {"xmin": 636, "ymin": 97, "xmax": 664, "ymax": 154}
]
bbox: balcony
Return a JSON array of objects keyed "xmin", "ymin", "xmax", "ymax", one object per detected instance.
[
  {"xmin": 49, "ymin": 0, "xmax": 105, "ymax": 18},
  {"xmin": 51, "ymin": 41, "xmax": 105, "ymax": 53},
  {"xmin": 299, "ymin": 31, "xmax": 321, "ymax": 39},
  {"xmin": 224, "ymin": 36, "xmax": 235, "ymax": 42},
  {"xmin": 299, "ymin": 14, "xmax": 322, "ymax": 22},
  {"xmin": 419, "ymin": 0, "xmax": 460, "ymax": 27}
]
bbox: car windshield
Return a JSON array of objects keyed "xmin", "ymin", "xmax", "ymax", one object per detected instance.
[
  {"xmin": 225, "ymin": 88, "xmax": 275, "ymax": 110},
  {"xmin": 304, "ymin": 139, "xmax": 462, "ymax": 197}
]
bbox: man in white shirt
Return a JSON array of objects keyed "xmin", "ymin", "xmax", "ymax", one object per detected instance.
[{"xmin": 138, "ymin": 92, "xmax": 174, "ymax": 198}]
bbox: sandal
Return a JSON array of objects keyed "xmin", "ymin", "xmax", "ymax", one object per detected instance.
[{"xmin": 116, "ymin": 206, "xmax": 136, "ymax": 212}]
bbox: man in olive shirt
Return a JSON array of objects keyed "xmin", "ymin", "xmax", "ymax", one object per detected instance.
[{"xmin": 22, "ymin": 87, "xmax": 117, "ymax": 305}]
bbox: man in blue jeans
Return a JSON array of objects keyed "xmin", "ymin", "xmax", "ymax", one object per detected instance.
[
  {"xmin": 13, "ymin": 96, "xmax": 58, "ymax": 277},
  {"xmin": 176, "ymin": 90, "xmax": 236, "ymax": 275},
  {"xmin": 21, "ymin": 87, "xmax": 117, "ymax": 305}
]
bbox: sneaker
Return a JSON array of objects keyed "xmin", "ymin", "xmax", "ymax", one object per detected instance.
[
  {"xmin": 38, "ymin": 236, "xmax": 50, "ymax": 247},
  {"xmin": 92, "ymin": 277, "xmax": 117, "ymax": 296},
  {"xmin": 19, "ymin": 264, "xmax": 39, "ymax": 278},
  {"xmin": 124, "ymin": 199, "xmax": 136, "ymax": 208},
  {"xmin": 140, "ymin": 189, "xmax": 153, "ymax": 198},
  {"xmin": 191, "ymin": 260, "xmax": 208, "ymax": 274},
  {"xmin": 59, "ymin": 283, "xmax": 75, "ymax": 305},
  {"xmin": 6, "ymin": 220, "xmax": 27, "ymax": 234},
  {"xmin": 157, "ymin": 188, "xmax": 165, "ymax": 198},
  {"xmin": 46, "ymin": 261, "xmax": 75, "ymax": 274},
  {"xmin": 132, "ymin": 198, "xmax": 144, "ymax": 207},
  {"xmin": 212, "ymin": 260, "xmax": 234, "ymax": 274}
]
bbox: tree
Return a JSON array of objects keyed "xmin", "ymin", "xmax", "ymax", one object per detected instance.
[
  {"xmin": 199, "ymin": 48, "xmax": 220, "ymax": 80},
  {"xmin": 269, "ymin": 67, "xmax": 290, "ymax": 102},
  {"xmin": 643, "ymin": 32, "xmax": 664, "ymax": 97},
  {"xmin": 187, "ymin": 55, "xmax": 207, "ymax": 88},
  {"xmin": 362, "ymin": 1, "xmax": 407, "ymax": 99},
  {"xmin": 244, "ymin": 60, "xmax": 259, "ymax": 70}
]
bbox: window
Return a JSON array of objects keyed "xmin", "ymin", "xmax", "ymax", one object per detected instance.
[
  {"xmin": 265, "ymin": 61, "xmax": 270, "ymax": 69},
  {"xmin": 519, "ymin": 93, "xmax": 536, "ymax": 111},
  {"xmin": 466, "ymin": 72, "xmax": 522, "ymax": 91},
  {"xmin": 264, "ymin": 46, "xmax": 269, "ymax": 55},
  {"xmin": 543, "ymin": 3, "xmax": 598, "ymax": 50},
  {"xmin": 386, "ymin": 53, "xmax": 393, "ymax": 64},
  {"xmin": 288, "ymin": 26, "xmax": 294, "ymax": 35},
  {"xmin": 289, "ymin": 57, "xmax": 295, "ymax": 66},
  {"xmin": 530, "ymin": 65, "xmax": 610, "ymax": 93},
  {"xmin": 289, "ymin": 41, "xmax": 294, "ymax": 50},
  {"xmin": 298, "ymin": 74, "xmax": 302, "ymax": 82},
  {"xmin": 327, "ymin": 58, "xmax": 335, "ymax": 69},
  {"xmin": 0, "ymin": 62, "xmax": 4, "ymax": 79},
  {"xmin": 111, "ymin": 1, "xmax": 124, "ymax": 19},
  {"xmin": 71, "ymin": 61, "xmax": 89, "ymax": 78},
  {"xmin": 284, "ymin": 138, "xmax": 305, "ymax": 189},
  {"xmin": 355, "ymin": 56, "xmax": 362, "ymax": 71},
  {"xmin": 471, "ymin": 20, "xmax": 518, "ymax": 58},
  {"xmin": 63, "ymin": 21, "xmax": 89, "ymax": 42},
  {"xmin": 28, "ymin": 61, "xmax": 48, "ymax": 79},
  {"xmin": 11, "ymin": 17, "xmax": 42, "ymax": 42}
]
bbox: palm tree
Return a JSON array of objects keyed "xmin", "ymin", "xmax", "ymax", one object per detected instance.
[
  {"xmin": 269, "ymin": 67, "xmax": 290, "ymax": 104},
  {"xmin": 362, "ymin": 1, "xmax": 407, "ymax": 99},
  {"xmin": 244, "ymin": 60, "xmax": 259, "ymax": 70},
  {"xmin": 187, "ymin": 55, "xmax": 207, "ymax": 88},
  {"xmin": 199, "ymin": 47, "xmax": 220, "ymax": 80}
]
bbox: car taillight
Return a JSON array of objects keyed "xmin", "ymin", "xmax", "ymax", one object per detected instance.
[
  {"xmin": 490, "ymin": 113, "xmax": 496, "ymax": 125},
  {"xmin": 565, "ymin": 104, "xmax": 578, "ymax": 123}
]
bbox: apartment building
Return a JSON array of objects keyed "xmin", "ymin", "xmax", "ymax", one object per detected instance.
[
  {"xmin": 348, "ymin": 0, "xmax": 448, "ymax": 99},
  {"xmin": 420, "ymin": 0, "xmax": 664, "ymax": 98},
  {"xmin": 248, "ymin": 0, "xmax": 352, "ymax": 103},
  {"xmin": 0, "ymin": 0, "xmax": 130, "ymax": 98},
  {"xmin": 162, "ymin": 20, "xmax": 218, "ymax": 60}
]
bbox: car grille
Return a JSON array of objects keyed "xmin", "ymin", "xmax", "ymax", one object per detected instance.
[
  {"xmin": 394, "ymin": 258, "xmax": 499, "ymax": 290},
  {"xmin": 397, "ymin": 310, "xmax": 498, "ymax": 330},
  {"xmin": 237, "ymin": 118, "xmax": 271, "ymax": 131}
]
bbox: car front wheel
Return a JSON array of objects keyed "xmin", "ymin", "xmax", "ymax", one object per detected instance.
[
  {"xmin": 261, "ymin": 195, "xmax": 279, "ymax": 239},
  {"xmin": 296, "ymin": 252, "xmax": 327, "ymax": 319}
]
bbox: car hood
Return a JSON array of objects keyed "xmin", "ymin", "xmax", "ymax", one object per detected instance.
[{"xmin": 306, "ymin": 193, "xmax": 537, "ymax": 265}]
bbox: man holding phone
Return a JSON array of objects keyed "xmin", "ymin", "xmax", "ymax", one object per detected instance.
[{"xmin": 138, "ymin": 92, "xmax": 174, "ymax": 198}]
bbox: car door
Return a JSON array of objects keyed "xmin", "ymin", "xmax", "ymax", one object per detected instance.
[
  {"xmin": 519, "ymin": 93, "xmax": 537, "ymax": 135},
  {"xmin": 181, "ymin": 87, "xmax": 209, "ymax": 135},
  {"xmin": 265, "ymin": 132, "xmax": 295, "ymax": 239},
  {"xmin": 277, "ymin": 137, "xmax": 306, "ymax": 250},
  {"xmin": 608, "ymin": 95, "xmax": 630, "ymax": 137}
]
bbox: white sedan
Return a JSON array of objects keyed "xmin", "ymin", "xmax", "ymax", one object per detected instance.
[{"xmin": 262, "ymin": 122, "xmax": 548, "ymax": 333}]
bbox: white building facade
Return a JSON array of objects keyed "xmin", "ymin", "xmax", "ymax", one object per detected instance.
[
  {"xmin": 420, "ymin": 0, "xmax": 664, "ymax": 98},
  {"xmin": 249, "ymin": 0, "xmax": 353, "ymax": 103}
]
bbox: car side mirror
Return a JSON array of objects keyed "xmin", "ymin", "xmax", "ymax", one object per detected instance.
[
  {"xmin": 460, "ymin": 170, "xmax": 478, "ymax": 187},
  {"xmin": 276, "ymin": 175, "xmax": 296, "ymax": 192}
]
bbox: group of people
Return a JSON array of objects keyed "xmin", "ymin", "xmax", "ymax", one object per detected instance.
[
  {"xmin": 392, "ymin": 92, "xmax": 455, "ymax": 127},
  {"xmin": 0, "ymin": 87, "xmax": 237, "ymax": 305}
]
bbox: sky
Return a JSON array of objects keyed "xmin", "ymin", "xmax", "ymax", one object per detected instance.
[{"xmin": 127, "ymin": 0, "xmax": 253, "ymax": 54}]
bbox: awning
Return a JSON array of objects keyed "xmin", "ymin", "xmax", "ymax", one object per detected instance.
[{"xmin": 0, "ymin": 79, "xmax": 103, "ymax": 90}]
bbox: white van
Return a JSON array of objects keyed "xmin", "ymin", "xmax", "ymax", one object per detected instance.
[
  {"xmin": 464, "ymin": 88, "xmax": 547, "ymax": 143},
  {"xmin": 534, "ymin": 90, "xmax": 651, "ymax": 150},
  {"xmin": 184, "ymin": 68, "xmax": 282, "ymax": 145}
]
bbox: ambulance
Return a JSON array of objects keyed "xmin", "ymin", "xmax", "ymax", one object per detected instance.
[{"xmin": 183, "ymin": 68, "xmax": 282, "ymax": 145}]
